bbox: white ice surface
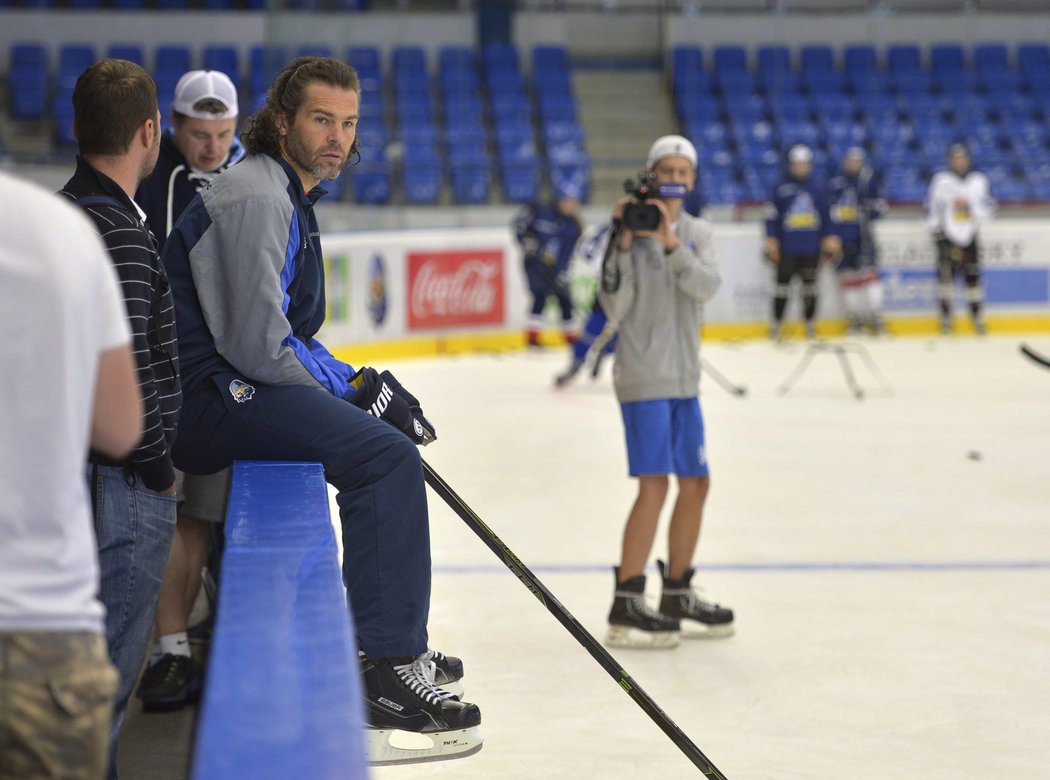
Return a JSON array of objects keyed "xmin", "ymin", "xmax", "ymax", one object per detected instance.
[{"xmin": 336, "ymin": 334, "xmax": 1049, "ymax": 780}]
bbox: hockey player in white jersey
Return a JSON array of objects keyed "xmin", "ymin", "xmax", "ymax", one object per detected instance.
[{"xmin": 925, "ymin": 143, "xmax": 996, "ymax": 334}]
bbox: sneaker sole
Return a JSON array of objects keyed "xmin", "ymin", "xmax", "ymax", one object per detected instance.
[{"xmin": 604, "ymin": 625, "xmax": 680, "ymax": 649}]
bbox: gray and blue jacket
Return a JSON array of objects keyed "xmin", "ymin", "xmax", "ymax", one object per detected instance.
[
  {"xmin": 161, "ymin": 153, "xmax": 356, "ymax": 400},
  {"xmin": 598, "ymin": 213, "xmax": 721, "ymax": 403}
]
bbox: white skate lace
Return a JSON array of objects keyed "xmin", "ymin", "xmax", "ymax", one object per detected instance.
[
  {"xmin": 628, "ymin": 594, "xmax": 670, "ymax": 621},
  {"xmin": 394, "ymin": 657, "xmax": 456, "ymax": 706}
]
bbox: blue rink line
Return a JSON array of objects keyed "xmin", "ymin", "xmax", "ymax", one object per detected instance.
[{"xmin": 433, "ymin": 560, "xmax": 1050, "ymax": 575}]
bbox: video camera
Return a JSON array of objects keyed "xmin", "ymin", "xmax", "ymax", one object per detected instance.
[{"xmin": 621, "ymin": 173, "xmax": 689, "ymax": 232}]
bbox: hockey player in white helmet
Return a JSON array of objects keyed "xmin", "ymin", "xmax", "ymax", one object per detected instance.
[{"xmin": 925, "ymin": 143, "xmax": 996, "ymax": 335}]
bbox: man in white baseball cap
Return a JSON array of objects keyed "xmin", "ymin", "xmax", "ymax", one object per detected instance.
[
  {"xmin": 597, "ymin": 132, "xmax": 734, "ymax": 650},
  {"xmin": 133, "ymin": 68, "xmax": 244, "ymax": 713},
  {"xmin": 137, "ymin": 69, "xmax": 244, "ymax": 244}
]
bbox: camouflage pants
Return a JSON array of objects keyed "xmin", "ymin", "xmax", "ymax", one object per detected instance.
[{"xmin": 0, "ymin": 632, "xmax": 118, "ymax": 780}]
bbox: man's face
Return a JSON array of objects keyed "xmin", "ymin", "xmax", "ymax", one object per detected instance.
[
  {"xmin": 790, "ymin": 160, "xmax": 812, "ymax": 180},
  {"xmin": 139, "ymin": 109, "xmax": 162, "ymax": 184},
  {"xmin": 650, "ymin": 155, "xmax": 696, "ymax": 200},
  {"xmin": 556, "ymin": 196, "xmax": 579, "ymax": 217},
  {"xmin": 843, "ymin": 155, "xmax": 863, "ymax": 176},
  {"xmin": 949, "ymin": 151, "xmax": 971, "ymax": 176},
  {"xmin": 172, "ymin": 115, "xmax": 237, "ymax": 171},
  {"xmin": 280, "ymin": 82, "xmax": 359, "ymax": 190}
]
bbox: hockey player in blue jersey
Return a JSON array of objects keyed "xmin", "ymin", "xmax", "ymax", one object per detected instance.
[
  {"xmin": 763, "ymin": 144, "xmax": 841, "ymax": 340},
  {"xmin": 828, "ymin": 148, "xmax": 888, "ymax": 335},
  {"xmin": 513, "ymin": 194, "xmax": 583, "ymax": 348}
]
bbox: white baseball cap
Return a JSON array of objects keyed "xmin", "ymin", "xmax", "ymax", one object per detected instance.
[
  {"xmin": 646, "ymin": 134, "xmax": 697, "ymax": 169},
  {"xmin": 788, "ymin": 144, "xmax": 813, "ymax": 163},
  {"xmin": 173, "ymin": 70, "xmax": 239, "ymax": 120}
]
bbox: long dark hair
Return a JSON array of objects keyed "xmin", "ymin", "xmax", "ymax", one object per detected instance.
[{"xmin": 241, "ymin": 56, "xmax": 361, "ymax": 162}]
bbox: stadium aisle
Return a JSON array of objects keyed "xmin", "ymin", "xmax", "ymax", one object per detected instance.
[{"xmin": 121, "ymin": 334, "xmax": 1050, "ymax": 779}]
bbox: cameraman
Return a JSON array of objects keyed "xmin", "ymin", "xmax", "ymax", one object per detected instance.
[{"xmin": 598, "ymin": 135, "xmax": 733, "ymax": 649}]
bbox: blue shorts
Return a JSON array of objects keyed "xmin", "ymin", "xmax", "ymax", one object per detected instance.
[{"xmin": 620, "ymin": 397, "xmax": 709, "ymax": 477}]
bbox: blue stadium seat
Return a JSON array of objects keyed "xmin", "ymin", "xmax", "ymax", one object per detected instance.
[
  {"xmin": 352, "ymin": 160, "xmax": 392, "ymax": 204},
  {"xmin": 712, "ymin": 45, "xmax": 747, "ymax": 73},
  {"xmin": 249, "ymin": 46, "xmax": 287, "ymax": 97},
  {"xmin": 757, "ymin": 68, "xmax": 800, "ymax": 95},
  {"xmin": 974, "ymin": 43, "xmax": 1009, "ymax": 70},
  {"xmin": 930, "ymin": 44, "xmax": 966, "ymax": 73},
  {"xmin": 803, "ymin": 70, "xmax": 845, "ymax": 95},
  {"xmin": 450, "ymin": 162, "xmax": 490, "ymax": 204},
  {"xmin": 800, "ymin": 45, "xmax": 835, "ymax": 74},
  {"xmin": 347, "ymin": 46, "xmax": 381, "ymax": 75},
  {"xmin": 756, "ymin": 45, "xmax": 791, "ymax": 77},
  {"xmin": 977, "ymin": 67, "xmax": 1021, "ymax": 93},
  {"xmin": 533, "ymin": 44, "xmax": 570, "ymax": 72},
  {"xmin": 843, "ymin": 45, "xmax": 878, "ymax": 74},
  {"xmin": 203, "ymin": 46, "xmax": 240, "ymax": 87},
  {"xmin": 891, "ymin": 69, "xmax": 934, "ymax": 95},
  {"xmin": 107, "ymin": 45, "xmax": 145, "ymax": 66},
  {"xmin": 296, "ymin": 45, "xmax": 333, "ymax": 60},
  {"xmin": 7, "ymin": 66, "xmax": 48, "ymax": 120},
  {"xmin": 500, "ymin": 160, "xmax": 540, "ymax": 204},
  {"xmin": 393, "ymin": 45, "xmax": 426, "ymax": 75},
  {"xmin": 481, "ymin": 43, "xmax": 518, "ymax": 71},
  {"xmin": 401, "ymin": 158, "xmax": 443, "ymax": 203},
  {"xmin": 58, "ymin": 44, "xmax": 96, "ymax": 88},
  {"xmin": 886, "ymin": 44, "xmax": 921, "ymax": 72},
  {"xmin": 154, "ymin": 45, "xmax": 192, "ymax": 75},
  {"xmin": 716, "ymin": 70, "xmax": 755, "ymax": 94},
  {"xmin": 1017, "ymin": 43, "xmax": 1050, "ymax": 73},
  {"xmin": 849, "ymin": 70, "xmax": 891, "ymax": 96},
  {"xmin": 672, "ymin": 45, "xmax": 703, "ymax": 78}
]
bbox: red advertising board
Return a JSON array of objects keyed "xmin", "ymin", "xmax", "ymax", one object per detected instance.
[{"xmin": 407, "ymin": 249, "xmax": 505, "ymax": 329}]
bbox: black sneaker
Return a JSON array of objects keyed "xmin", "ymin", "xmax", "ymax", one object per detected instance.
[
  {"xmin": 605, "ymin": 567, "xmax": 680, "ymax": 649},
  {"xmin": 657, "ymin": 560, "xmax": 734, "ymax": 638},
  {"xmin": 137, "ymin": 653, "xmax": 204, "ymax": 712},
  {"xmin": 554, "ymin": 358, "xmax": 585, "ymax": 387}
]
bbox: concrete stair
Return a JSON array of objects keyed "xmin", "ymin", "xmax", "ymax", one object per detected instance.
[{"xmin": 572, "ymin": 67, "xmax": 678, "ymax": 205}]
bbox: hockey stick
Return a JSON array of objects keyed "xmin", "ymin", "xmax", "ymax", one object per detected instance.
[
  {"xmin": 700, "ymin": 357, "xmax": 747, "ymax": 397},
  {"xmin": 1020, "ymin": 343, "xmax": 1050, "ymax": 370},
  {"xmin": 422, "ymin": 460, "xmax": 729, "ymax": 778}
]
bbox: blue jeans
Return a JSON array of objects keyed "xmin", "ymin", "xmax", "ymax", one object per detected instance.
[{"xmin": 86, "ymin": 464, "xmax": 177, "ymax": 780}]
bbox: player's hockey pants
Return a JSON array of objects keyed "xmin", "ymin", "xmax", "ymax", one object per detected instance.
[
  {"xmin": 773, "ymin": 253, "xmax": 820, "ymax": 322},
  {"xmin": 172, "ymin": 372, "xmax": 431, "ymax": 660}
]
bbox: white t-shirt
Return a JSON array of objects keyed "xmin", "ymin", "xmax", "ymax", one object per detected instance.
[
  {"xmin": 0, "ymin": 171, "xmax": 131, "ymax": 632},
  {"xmin": 925, "ymin": 169, "xmax": 995, "ymax": 247}
]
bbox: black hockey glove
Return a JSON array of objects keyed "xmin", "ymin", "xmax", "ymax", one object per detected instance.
[{"xmin": 349, "ymin": 367, "xmax": 436, "ymax": 446}]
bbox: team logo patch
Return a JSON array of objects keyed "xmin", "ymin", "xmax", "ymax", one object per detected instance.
[
  {"xmin": 229, "ymin": 379, "xmax": 256, "ymax": 403},
  {"xmin": 413, "ymin": 418, "xmax": 424, "ymax": 438}
]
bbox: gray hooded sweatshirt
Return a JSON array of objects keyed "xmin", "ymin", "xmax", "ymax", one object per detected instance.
[{"xmin": 598, "ymin": 213, "xmax": 721, "ymax": 403}]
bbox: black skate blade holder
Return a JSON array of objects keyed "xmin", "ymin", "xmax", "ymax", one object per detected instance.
[{"xmin": 776, "ymin": 340, "xmax": 893, "ymax": 400}]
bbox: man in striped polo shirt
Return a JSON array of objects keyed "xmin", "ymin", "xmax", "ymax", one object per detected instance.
[{"xmin": 58, "ymin": 58, "xmax": 182, "ymax": 780}]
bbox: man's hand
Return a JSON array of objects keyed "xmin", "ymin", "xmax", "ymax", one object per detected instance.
[
  {"xmin": 350, "ymin": 367, "xmax": 436, "ymax": 446},
  {"xmin": 612, "ymin": 197, "xmax": 634, "ymax": 251},
  {"xmin": 764, "ymin": 237, "xmax": 781, "ymax": 264},
  {"xmin": 820, "ymin": 235, "xmax": 843, "ymax": 263}
]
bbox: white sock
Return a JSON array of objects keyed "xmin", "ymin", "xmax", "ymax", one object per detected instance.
[
  {"xmin": 159, "ymin": 631, "xmax": 191, "ymax": 659},
  {"xmin": 149, "ymin": 642, "xmax": 163, "ymax": 666}
]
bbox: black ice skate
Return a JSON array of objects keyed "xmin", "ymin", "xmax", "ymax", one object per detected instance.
[
  {"xmin": 657, "ymin": 560, "xmax": 734, "ymax": 639},
  {"xmin": 605, "ymin": 567, "xmax": 680, "ymax": 650},
  {"xmin": 362, "ymin": 653, "xmax": 482, "ymax": 766}
]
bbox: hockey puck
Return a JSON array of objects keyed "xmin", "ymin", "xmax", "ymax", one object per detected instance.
[{"xmin": 967, "ymin": 450, "xmax": 982, "ymax": 461}]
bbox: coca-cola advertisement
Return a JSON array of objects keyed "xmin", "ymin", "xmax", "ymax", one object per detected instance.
[{"xmin": 407, "ymin": 250, "xmax": 505, "ymax": 330}]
